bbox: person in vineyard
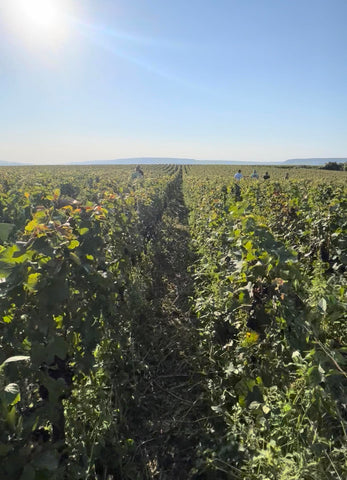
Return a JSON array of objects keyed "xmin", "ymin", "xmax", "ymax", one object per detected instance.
[
  {"xmin": 263, "ymin": 171, "xmax": 270, "ymax": 180},
  {"xmin": 234, "ymin": 169, "xmax": 243, "ymax": 181},
  {"xmin": 250, "ymin": 169, "xmax": 259, "ymax": 179},
  {"xmin": 131, "ymin": 165, "xmax": 144, "ymax": 181}
]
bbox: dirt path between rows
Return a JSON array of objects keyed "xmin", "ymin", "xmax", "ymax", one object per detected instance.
[{"xmin": 119, "ymin": 170, "xmax": 209, "ymax": 479}]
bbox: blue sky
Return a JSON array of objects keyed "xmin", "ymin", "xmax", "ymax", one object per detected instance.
[{"xmin": 1, "ymin": 0, "xmax": 346, "ymax": 163}]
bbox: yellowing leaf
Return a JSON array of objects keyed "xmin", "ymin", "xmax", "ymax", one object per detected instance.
[
  {"xmin": 3, "ymin": 315, "xmax": 13, "ymax": 324},
  {"xmin": 244, "ymin": 240, "xmax": 253, "ymax": 251},
  {"xmin": 242, "ymin": 331, "xmax": 259, "ymax": 347},
  {"xmin": 24, "ymin": 273, "xmax": 40, "ymax": 293},
  {"xmin": 68, "ymin": 240, "xmax": 80, "ymax": 250},
  {"xmin": 54, "ymin": 315, "xmax": 63, "ymax": 329},
  {"xmin": 25, "ymin": 219, "xmax": 38, "ymax": 233}
]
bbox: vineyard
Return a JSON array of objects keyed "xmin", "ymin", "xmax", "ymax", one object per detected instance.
[{"xmin": 0, "ymin": 164, "xmax": 346, "ymax": 480}]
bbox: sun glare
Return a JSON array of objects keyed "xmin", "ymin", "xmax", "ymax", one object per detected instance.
[{"xmin": 3, "ymin": 0, "xmax": 72, "ymax": 47}]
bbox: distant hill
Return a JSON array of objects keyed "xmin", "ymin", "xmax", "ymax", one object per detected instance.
[
  {"xmin": 284, "ymin": 158, "xmax": 347, "ymax": 166},
  {"xmin": 1, "ymin": 157, "xmax": 346, "ymax": 167},
  {"xmin": 0, "ymin": 160, "xmax": 23, "ymax": 166},
  {"xmin": 74, "ymin": 157, "xmax": 281, "ymax": 166},
  {"xmin": 78, "ymin": 157, "xmax": 198, "ymax": 165},
  {"xmin": 76, "ymin": 157, "xmax": 347, "ymax": 166}
]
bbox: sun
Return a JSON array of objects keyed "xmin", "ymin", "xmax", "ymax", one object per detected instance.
[
  {"xmin": 3, "ymin": 0, "xmax": 72, "ymax": 47},
  {"xmin": 16, "ymin": 0, "xmax": 62, "ymax": 30}
]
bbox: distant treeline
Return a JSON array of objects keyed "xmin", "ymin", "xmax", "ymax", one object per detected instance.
[
  {"xmin": 275, "ymin": 162, "xmax": 346, "ymax": 170},
  {"xmin": 321, "ymin": 161, "xmax": 346, "ymax": 171}
]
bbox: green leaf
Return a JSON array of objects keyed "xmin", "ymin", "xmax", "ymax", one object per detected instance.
[
  {"xmin": 40, "ymin": 278, "xmax": 69, "ymax": 306},
  {"xmin": 307, "ymin": 366, "xmax": 321, "ymax": 386},
  {"xmin": 32, "ymin": 237, "xmax": 54, "ymax": 256},
  {"xmin": 0, "ymin": 246, "xmax": 32, "ymax": 280},
  {"xmin": 32, "ymin": 450, "xmax": 59, "ymax": 471},
  {"xmin": 31, "ymin": 344, "xmax": 51, "ymax": 366},
  {"xmin": 0, "ymin": 442, "xmax": 12, "ymax": 457},
  {"xmin": 19, "ymin": 465, "xmax": 35, "ymax": 480},
  {"xmin": 6, "ymin": 404, "xmax": 16, "ymax": 429},
  {"xmin": 0, "ymin": 223, "xmax": 15, "ymax": 242},
  {"xmin": 70, "ymin": 252, "xmax": 81, "ymax": 265},
  {"xmin": 49, "ymin": 336, "xmax": 68, "ymax": 360},
  {"xmin": 246, "ymin": 251, "xmax": 257, "ymax": 262}
]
